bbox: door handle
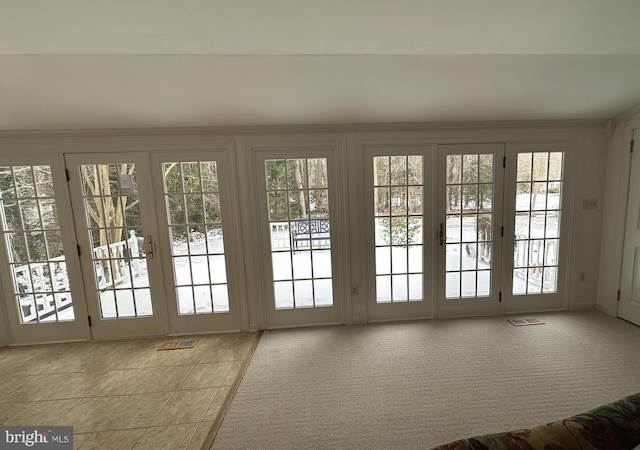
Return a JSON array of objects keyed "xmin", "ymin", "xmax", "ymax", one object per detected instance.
[
  {"xmin": 144, "ymin": 235, "xmax": 154, "ymax": 259},
  {"xmin": 439, "ymin": 223, "xmax": 445, "ymax": 246}
]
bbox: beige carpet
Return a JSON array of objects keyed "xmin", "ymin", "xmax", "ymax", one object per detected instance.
[{"xmin": 212, "ymin": 311, "xmax": 640, "ymax": 449}]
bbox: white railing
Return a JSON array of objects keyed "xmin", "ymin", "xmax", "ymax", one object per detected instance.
[
  {"xmin": 513, "ymin": 236, "xmax": 558, "ymax": 289},
  {"xmin": 16, "ymin": 231, "xmax": 147, "ymax": 322},
  {"xmin": 270, "ymin": 222, "xmax": 291, "ymax": 250},
  {"xmin": 93, "ymin": 230, "xmax": 142, "ymax": 289},
  {"xmin": 14, "ymin": 256, "xmax": 73, "ymax": 322}
]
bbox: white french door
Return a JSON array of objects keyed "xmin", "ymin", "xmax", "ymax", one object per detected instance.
[
  {"xmin": 255, "ymin": 147, "xmax": 344, "ymax": 328},
  {"xmin": 66, "ymin": 153, "xmax": 169, "ymax": 339},
  {"xmin": 437, "ymin": 144, "xmax": 505, "ymax": 318},
  {"xmin": 364, "ymin": 141, "xmax": 573, "ymax": 321},
  {"xmin": 502, "ymin": 143, "xmax": 571, "ymax": 312},
  {"xmin": 365, "ymin": 146, "xmax": 435, "ymax": 322},
  {"xmin": 0, "ymin": 156, "xmax": 89, "ymax": 344},
  {"xmin": 151, "ymin": 151, "xmax": 244, "ymax": 334},
  {"xmin": 363, "ymin": 143, "xmax": 505, "ymax": 321}
]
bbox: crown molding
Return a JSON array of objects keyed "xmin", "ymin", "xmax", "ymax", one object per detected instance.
[
  {"xmin": 0, "ymin": 119, "xmax": 607, "ymax": 140},
  {"xmin": 614, "ymin": 103, "xmax": 640, "ymax": 124}
]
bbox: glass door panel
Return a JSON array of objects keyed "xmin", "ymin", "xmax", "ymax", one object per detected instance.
[
  {"xmin": 365, "ymin": 146, "xmax": 434, "ymax": 322},
  {"xmin": 0, "ymin": 160, "xmax": 88, "ymax": 343},
  {"xmin": 163, "ymin": 161, "xmax": 228, "ymax": 314},
  {"xmin": 66, "ymin": 153, "xmax": 168, "ymax": 339},
  {"xmin": 374, "ymin": 155, "xmax": 423, "ymax": 303},
  {"xmin": 444, "ymin": 153, "xmax": 494, "ymax": 298},
  {"xmin": 503, "ymin": 144, "xmax": 569, "ymax": 313},
  {"xmin": 512, "ymin": 152, "xmax": 563, "ymax": 294},
  {"xmin": 437, "ymin": 144, "xmax": 504, "ymax": 318},
  {"xmin": 1, "ymin": 165, "xmax": 76, "ymax": 323},
  {"xmin": 80, "ymin": 163, "xmax": 152, "ymax": 318},
  {"xmin": 267, "ymin": 158, "xmax": 333, "ymax": 309},
  {"xmin": 255, "ymin": 147, "xmax": 343, "ymax": 329},
  {"xmin": 154, "ymin": 152, "xmax": 242, "ymax": 334}
]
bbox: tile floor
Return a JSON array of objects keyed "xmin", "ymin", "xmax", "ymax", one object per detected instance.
[{"xmin": 0, "ymin": 332, "xmax": 259, "ymax": 450}]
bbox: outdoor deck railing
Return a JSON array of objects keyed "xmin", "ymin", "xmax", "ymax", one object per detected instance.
[
  {"xmin": 93, "ymin": 230, "xmax": 143, "ymax": 289},
  {"xmin": 15, "ymin": 256, "xmax": 72, "ymax": 322},
  {"xmin": 270, "ymin": 222, "xmax": 291, "ymax": 249},
  {"xmin": 513, "ymin": 236, "xmax": 557, "ymax": 289}
]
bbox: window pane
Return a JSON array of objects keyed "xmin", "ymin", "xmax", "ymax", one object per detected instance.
[
  {"xmin": 0, "ymin": 165, "xmax": 75, "ymax": 324},
  {"xmin": 376, "ymin": 275, "xmax": 391, "ymax": 303},
  {"xmin": 408, "ymin": 274, "xmax": 422, "ymax": 301},
  {"xmin": 213, "ymin": 285, "xmax": 230, "ymax": 312},
  {"xmin": 266, "ymin": 158, "xmax": 333, "ymax": 309},
  {"xmin": 162, "ymin": 160, "xmax": 231, "ymax": 316},
  {"xmin": 376, "ymin": 246, "xmax": 391, "ymax": 274},
  {"xmin": 373, "ymin": 155, "xmax": 424, "ymax": 303},
  {"xmin": 274, "ymin": 281, "xmax": 294, "ymax": 309},
  {"xmin": 392, "ymin": 274, "xmax": 408, "ymax": 301},
  {"xmin": 512, "ymin": 152, "xmax": 564, "ymax": 295},
  {"xmin": 445, "ymin": 152, "xmax": 495, "ymax": 299}
]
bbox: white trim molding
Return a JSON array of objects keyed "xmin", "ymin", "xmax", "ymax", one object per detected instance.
[{"xmin": 614, "ymin": 104, "xmax": 640, "ymax": 125}]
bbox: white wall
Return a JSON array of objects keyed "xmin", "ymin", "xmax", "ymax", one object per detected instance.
[
  {"xmin": 571, "ymin": 127, "xmax": 608, "ymax": 309},
  {"xmin": 597, "ymin": 107, "xmax": 640, "ymax": 315}
]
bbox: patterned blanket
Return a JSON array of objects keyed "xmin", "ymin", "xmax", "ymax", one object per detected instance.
[{"xmin": 431, "ymin": 393, "xmax": 640, "ymax": 450}]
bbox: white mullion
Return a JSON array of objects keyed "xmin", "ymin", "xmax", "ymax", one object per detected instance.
[
  {"xmin": 11, "ymin": 167, "xmax": 26, "ymax": 234},
  {"xmin": 203, "ymin": 163, "xmax": 216, "ymax": 314},
  {"xmin": 92, "ymin": 165, "xmax": 115, "ymax": 318},
  {"xmin": 459, "ymin": 154, "xmax": 464, "ymax": 298},
  {"xmin": 120, "ymin": 174, "xmax": 139, "ymax": 319},
  {"xmin": 41, "ymin": 181, "xmax": 60, "ymax": 321},
  {"xmin": 541, "ymin": 154, "xmax": 551, "ymax": 289},
  {"xmin": 402, "ymin": 156, "xmax": 409, "ymax": 302},
  {"xmin": 43, "ymin": 235, "xmax": 59, "ymax": 322},
  {"xmin": 26, "ymin": 168, "xmax": 43, "ymax": 323},
  {"xmin": 180, "ymin": 163, "xmax": 196, "ymax": 314},
  {"xmin": 523, "ymin": 153, "xmax": 532, "ymax": 294},
  {"xmin": 286, "ymin": 158, "xmax": 299, "ymax": 309},
  {"xmin": 202, "ymin": 189, "xmax": 215, "ymax": 314},
  {"xmin": 174, "ymin": 164, "xmax": 190, "ymax": 314},
  {"xmin": 474, "ymin": 210, "xmax": 479, "ymax": 296},
  {"xmin": 310, "ymin": 249, "xmax": 316, "ymax": 307},
  {"xmin": 403, "ymin": 174, "xmax": 409, "ymax": 302}
]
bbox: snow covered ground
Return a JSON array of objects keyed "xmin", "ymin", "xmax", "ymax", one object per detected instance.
[{"xmin": 96, "ymin": 231, "xmax": 230, "ymax": 318}]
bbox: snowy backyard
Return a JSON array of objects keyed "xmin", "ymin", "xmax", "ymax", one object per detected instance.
[{"xmin": 18, "ymin": 192, "xmax": 560, "ymax": 323}]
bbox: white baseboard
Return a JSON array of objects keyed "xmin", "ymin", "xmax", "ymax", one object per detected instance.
[
  {"xmin": 595, "ymin": 303, "xmax": 617, "ymax": 317},
  {"xmin": 572, "ymin": 302, "xmax": 597, "ymax": 311}
]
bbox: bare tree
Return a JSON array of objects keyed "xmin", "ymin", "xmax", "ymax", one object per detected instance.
[
  {"xmin": 81, "ymin": 164, "xmax": 139, "ymax": 247},
  {"xmin": 293, "ymin": 160, "xmax": 308, "ymax": 218}
]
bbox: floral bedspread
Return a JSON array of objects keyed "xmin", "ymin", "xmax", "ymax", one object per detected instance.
[{"xmin": 431, "ymin": 392, "xmax": 640, "ymax": 450}]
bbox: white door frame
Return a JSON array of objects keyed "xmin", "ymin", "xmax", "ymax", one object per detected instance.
[
  {"xmin": 65, "ymin": 152, "xmax": 170, "ymax": 339},
  {"xmin": 363, "ymin": 144, "xmax": 436, "ymax": 322},
  {"xmin": 149, "ymin": 149, "xmax": 247, "ymax": 334},
  {"xmin": 502, "ymin": 142, "xmax": 574, "ymax": 313},
  {"xmin": 0, "ymin": 154, "xmax": 90, "ymax": 344},
  {"xmin": 436, "ymin": 143, "xmax": 506, "ymax": 318},
  {"xmin": 247, "ymin": 137, "xmax": 349, "ymax": 329}
]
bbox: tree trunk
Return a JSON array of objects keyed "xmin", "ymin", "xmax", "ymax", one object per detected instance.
[
  {"xmin": 315, "ymin": 159, "xmax": 324, "ymax": 215},
  {"xmin": 294, "ymin": 160, "xmax": 307, "ymax": 218}
]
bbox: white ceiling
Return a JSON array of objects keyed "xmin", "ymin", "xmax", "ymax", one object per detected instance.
[{"xmin": 1, "ymin": 0, "xmax": 640, "ymax": 131}]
